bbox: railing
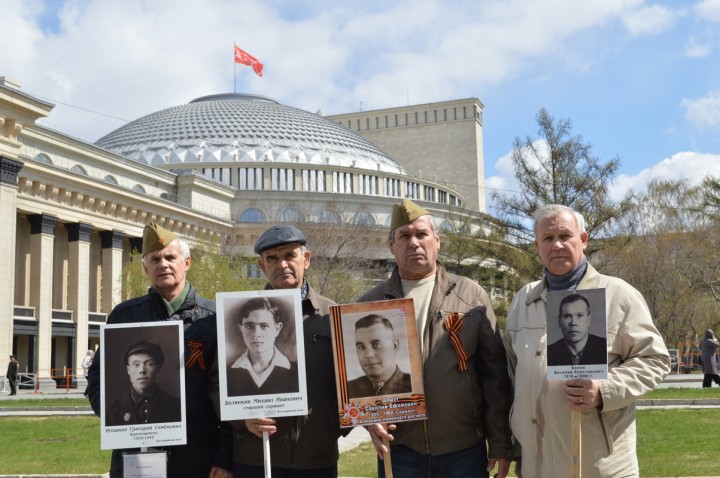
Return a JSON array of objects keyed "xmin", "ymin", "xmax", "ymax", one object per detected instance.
[{"xmin": 29, "ymin": 368, "xmax": 85, "ymax": 393}]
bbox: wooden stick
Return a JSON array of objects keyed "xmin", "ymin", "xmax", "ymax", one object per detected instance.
[
  {"xmin": 570, "ymin": 410, "xmax": 581, "ymax": 478},
  {"xmin": 263, "ymin": 431, "xmax": 272, "ymax": 478},
  {"xmin": 383, "ymin": 424, "xmax": 393, "ymax": 478}
]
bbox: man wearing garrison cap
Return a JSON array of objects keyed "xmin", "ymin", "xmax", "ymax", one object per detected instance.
[
  {"xmin": 359, "ymin": 199, "xmax": 514, "ymax": 478},
  {"xmin": 105, "ymin": 339, "xmax": 181, "ymax": 426},
  {"xmin": 220, "ymin": 224, "xmax": 343, "ymax": 478},
  {"xmin": 87, "ymin": 223, "xmax": 232, "ymax": 478}
]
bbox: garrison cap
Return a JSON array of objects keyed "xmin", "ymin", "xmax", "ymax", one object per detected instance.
[
  {"xmin": 124, "ymin": 340, "xmax": 165, "ymax": 366},
  {"xmin": 142, "ymin": 223, "xmax": 178, "ymax": 256},
  {"xmin": 390, "ymin": 199, "xmax": 432, "ymax": 232},
  {"xmin": 254, "ymin": 225, "xmax": 307, "ymax": 254}
]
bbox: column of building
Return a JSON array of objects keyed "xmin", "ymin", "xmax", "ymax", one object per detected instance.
[
  {"xmin": 66, "ymin": 222, "xmax": 92, "ymax": 389},
  {"xmin": 100, "ymin": 231, "xmax": 126, "ymax": 314},
  {"xmin": 0, "ymin": 157, "xmax": 23, "ymax": 365},
  {"xmin": 28, "ymin": 213, "xmax": 59, "ymax": 391}
]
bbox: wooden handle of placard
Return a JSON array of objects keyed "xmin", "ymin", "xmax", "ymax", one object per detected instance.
[
  {"xmin": 383, "ymin": 423, "xmax": 393, "ymax": 478},
  {"xmin": 383, "ymin": 438, "xmax": 393, "ymax": 478},
  {"xmin": 570, "ymin": 410, "xmax": 581, "ymax": 478}
]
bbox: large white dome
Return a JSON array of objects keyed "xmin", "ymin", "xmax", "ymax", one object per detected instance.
[{"xmin": 95, "ymin": 93, "xmax": 405, "ymax": 175}]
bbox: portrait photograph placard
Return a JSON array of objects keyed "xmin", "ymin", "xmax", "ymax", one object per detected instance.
[
  {"xmin": 546, "ymin": 288, "xmax": 608, "ymax": 381},
  {"xmin": 100, "ymin": 321, "xmax": 186, "ymax": 450},
  {"xmin": 217, "ymin": 288, "xmax": 308, "ymax": 421},
  {"xmin": 330, "ymin": 298, "xmax": 426, "ymax": 428}
]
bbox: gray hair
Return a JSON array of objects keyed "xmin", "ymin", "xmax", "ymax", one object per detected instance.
[
  {"xmin": 533, "ymin": 204, "xmax": 587, "ymax": 239},
  {"xmin": 142, "ymin": 237, "xmax": 191, "ymax": 265}
]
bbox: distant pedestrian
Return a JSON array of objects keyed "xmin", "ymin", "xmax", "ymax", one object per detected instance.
[
  {"xmin": 82, "ymin": 349, "xmax": 94, "ymax": 378},
  {"xmin": 6, "ymin": 355, "xmax": 18, "ymax": 396},
  {"xmin": 700, "ymin": 329, "xmax": 720, "ymax": 388}
]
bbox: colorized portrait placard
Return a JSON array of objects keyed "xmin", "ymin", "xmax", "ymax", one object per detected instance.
[
  {"xmin": 330, "ymin": 298, "xmax": 426, "ymax": 428},
  {"xmin": 217, "ymin": 288, "xmax": 308, "ymax": 420}
]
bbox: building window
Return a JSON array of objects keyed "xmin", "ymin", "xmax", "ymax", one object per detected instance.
[
  {"xmin": 359, "ymin": 174, "xmax": 378, "ymax": 195},
  {"xmin": 302, "ymin": 170, "xmax": 325, "ymax": 192},
  {"xmin": 384, "ymin": 178, "xmax": 401, "ymax": 197},
  {"xmin": 333, "ymin": 172, "xmax": 353, "ymax": 193},
  {"xmin": 405, "ymin": 181, "xmax": 419, "ymax": 199},
  {"xmin": 246, "ymin": 262, "xmax": 263, "ymax": 279},
  {"xmin": 203, "ymin": 167, "xmax": 231, "ymax": 185},
  {"xmin": 103, "ymin": 175, "xmax": 118, "ymax": 185},
  {"xmin": 133, "ymin": 184, "xmax": 147, "ymax": 194},
  {"xmin": 318, "ymin": 210, "xmax": 341, "ymax": 224},
  {"xmin": 71, "ymin": 165, "xmax": 88, "ymax": 175},
  {"xmin": 450, "ymin": 195, "xmax": 457, "ymax": 206},
  {"xmin": 352, "ymin": 211, "xmax": 375, "ymax": 226},
  {"xmin": 271, "ymin": 168, "xmax": 295, "ymax": 191},
  {"xmin": 438, "ymin": 190, "xmax": 447, "ymax": 204},
  {"xmin": 439, "ymin": 220, "xmax": 454, "ymax": 233},
  {"xmin": 239, "ymin": 168, "xmax": 264, "ymax": 190},
  {"xmin": 238, "ymin": 208, "xmax": 266, "ymax": 223},
  {"xmin": 282, "ymin": 208, "xmax": 305, "ymax": 223},
  {"xmin": 424, "ymin": 186, "xmax": 436, "ymax": 202},
  {"xmin": 34, "ymin": 153, "xmax": 53, "ymax": 164}
]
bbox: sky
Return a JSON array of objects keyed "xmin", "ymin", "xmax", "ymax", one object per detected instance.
[{"xmin": 4, "ymin": 0, "xmax": 720, "ymax": 213}]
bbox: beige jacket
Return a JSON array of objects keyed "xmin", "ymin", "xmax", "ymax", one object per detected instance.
[{"xmin": 504, "ymin": 263, "xmax": 670, "ymax": 478}]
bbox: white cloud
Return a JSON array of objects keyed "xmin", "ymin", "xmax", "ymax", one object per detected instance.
[
  {"xmin": 685, "ymin": 36, "xmax": 712, "ymax": 57},
  {"xmin": 697, "ymin": 0, "xmax": 720, "ymax": 22},
  {"xmin": 621, "ymin": 4, "xmax": 677, "ymax": 36},
  {"xmin": 609, "ymin": 151, "xmax": 720, "ymax": 201},
  {"xmin": 681, "ymin": 91, "xmax": 720, "ymax": 131}
]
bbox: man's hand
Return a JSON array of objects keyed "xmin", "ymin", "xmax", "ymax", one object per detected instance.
[
  {"xmin": 487, "ymin": 457, "xmax": 511, "ymax": 478},
  {"xmin": 208, "ymin": 466, "xmax": 232, "ymax": 478},
  {"xmin": 565, "ymin": 378, "xmax": 603, "ymax": 410},
  {"xmin": 365, "ymin": 423, "xmax": 396, "ymax": 459},
  {"xmin": 245, "ymin": 417, "xmax": 277, "ymax": 437}
]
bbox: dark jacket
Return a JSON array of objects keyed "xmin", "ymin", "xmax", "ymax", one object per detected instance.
[
  {"xmin": 105, "ymin": 385, "xmax": 182, "ymax": 426},
  {"xmin": 547, "ymin": 333, "xmax": 607, "ymax": 366},
  {"xmin": 346, "ymin": 365, "xmax": 411, "ymax": 398},
  {"xmin": 87, "ymin": 285, "xmax": 232, "ymax": 477},
  {"xmin": 359, "ymin": 262, "xmax": 513, "ymax": 460},
  {"xmin": 225, "ymin": 284, "xmax": 344, "ymax": 469},
  {"xmin": 6, "ymin": 361, "xmax": 18, "ymax": 380}
]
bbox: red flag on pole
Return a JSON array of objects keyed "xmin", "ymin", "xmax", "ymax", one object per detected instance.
[{"xmin": 234, "ymin": 45, "xmax": 263, "ymax": 77}]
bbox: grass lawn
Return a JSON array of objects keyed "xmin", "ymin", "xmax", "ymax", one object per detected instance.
[{"xmin": 1, "ymin": 395, "xmax": 720, "ymax": 476}]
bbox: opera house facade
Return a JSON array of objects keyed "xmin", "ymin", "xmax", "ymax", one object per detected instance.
[{"xmin": 0, "ymin": 76, "xmax": 492, "ymax": 390}]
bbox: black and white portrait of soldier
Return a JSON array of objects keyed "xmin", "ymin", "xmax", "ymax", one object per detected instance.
[
  {"xmin": 105, "ymin": 336, "xmax": 182, "ymax": 426},
  {"xmin": 345, "ymin": 313, "xmax": 412, "ymax": 398},
  {"xmin": 225, "ymin": 296, "xmax": 299, "ymax": 396},
  {"xmin": 547, "ymin": 292, "xmax": 607, "ymax": 367}
]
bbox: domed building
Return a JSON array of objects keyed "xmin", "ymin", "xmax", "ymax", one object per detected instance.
[{"xmin": 0, "ymin": 77, "xmax": 493, "ymax": 390}]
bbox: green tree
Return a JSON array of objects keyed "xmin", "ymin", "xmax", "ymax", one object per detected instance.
[{"xmin": 490, "ymin": 108, "xmax": 630, "ymax": 280}]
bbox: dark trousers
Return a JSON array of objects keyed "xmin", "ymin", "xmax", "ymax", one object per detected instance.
[
  {"xmin": 703, "ymin": 373, "xmax": 720, "ymax": 387},
  {"xmin": 233, "ymin": 463, "xmax": 337, "ymax": 478},
  {"xmin": 8, "ymin": 377, "xmax": 17, "ymax": 395},
  {"xmin": 378, "ymin": 443, "xmax": 489, "ymax": 478}
]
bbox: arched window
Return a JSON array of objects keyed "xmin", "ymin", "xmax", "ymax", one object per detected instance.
[
  {"xmin": 352, "ymin": 211, "xmax": 375, "ymax": 226},
  {"xmin": 103, "ymin": 175, "xmax": 118, "ymax": 185},
  {"xmin": 282, "ymin": 208, "xmax": 305, "ymax": 223},
  {"xmin": 133, "ymin": 184, "xmax": 147, "ymax": 194},
  {"xmin": 439, "ymin": 220, "xmax": 454, "ymax": 233},
  {"xmin": 34, "ymin": 153, "xmax": 53, "ymax": 165},
  {"xmin": 239, "ymin": 208, "xmax": 267, "ymax": 223},
  {"xmin": 318, "ymin": 210, "xmax": 341, "ymax": 224},
  {"xmin": 70, "ymin": 165, "xmax": 88, "ymax": 175}
]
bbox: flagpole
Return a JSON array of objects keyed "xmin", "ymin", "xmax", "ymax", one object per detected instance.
[{"xmin": 233, "ymin": 42, "xmax": 237, "ymax": 93}]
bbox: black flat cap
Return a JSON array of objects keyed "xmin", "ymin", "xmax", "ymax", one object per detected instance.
[
  {"xmin": 124, "ymin": 340, "xmax": 165, "ymax": 366},
  {"xmin": 254, "ymin": 225, "xmax": 307, "ymax": 254}
]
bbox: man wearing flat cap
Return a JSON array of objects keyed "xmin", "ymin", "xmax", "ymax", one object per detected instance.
[
  {"xmin": 360, "ymin": 199, "xmax": 514, "ymax": 478},
  {"xmin": 106, "ymin": 340, "xmax": 181, "ymax": 426},
  {"xmin": 216, "ymin": 224, "xmax": 344, "ymax": 478},
  {"xmin": 87, "ymin": 223, "xmax": 232, "ymax": 478}
]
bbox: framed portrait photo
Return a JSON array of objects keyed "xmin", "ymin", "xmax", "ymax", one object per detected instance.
[
  {"xmin": 330, "ymin": 298, "xmax": 426, "ymax": 428},
  {"xmin": 100, "ymin": 321, "xmax": 186, "ymax": 450},
  {"xmin": 546, "ymin": 288, "xmax": 609, "ymax": 381},
  {"xmin": 217, "ymin": 288, "xmax": 308, "ymax": 421}
]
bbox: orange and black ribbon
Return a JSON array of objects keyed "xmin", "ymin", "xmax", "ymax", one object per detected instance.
[
  {"xmin": 445, "ymin": 312, "xmax": 468, "ymax": 371},
  {"xmin": 186, "ymin": 340, "xmax": 205, "ymax": 370}
]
